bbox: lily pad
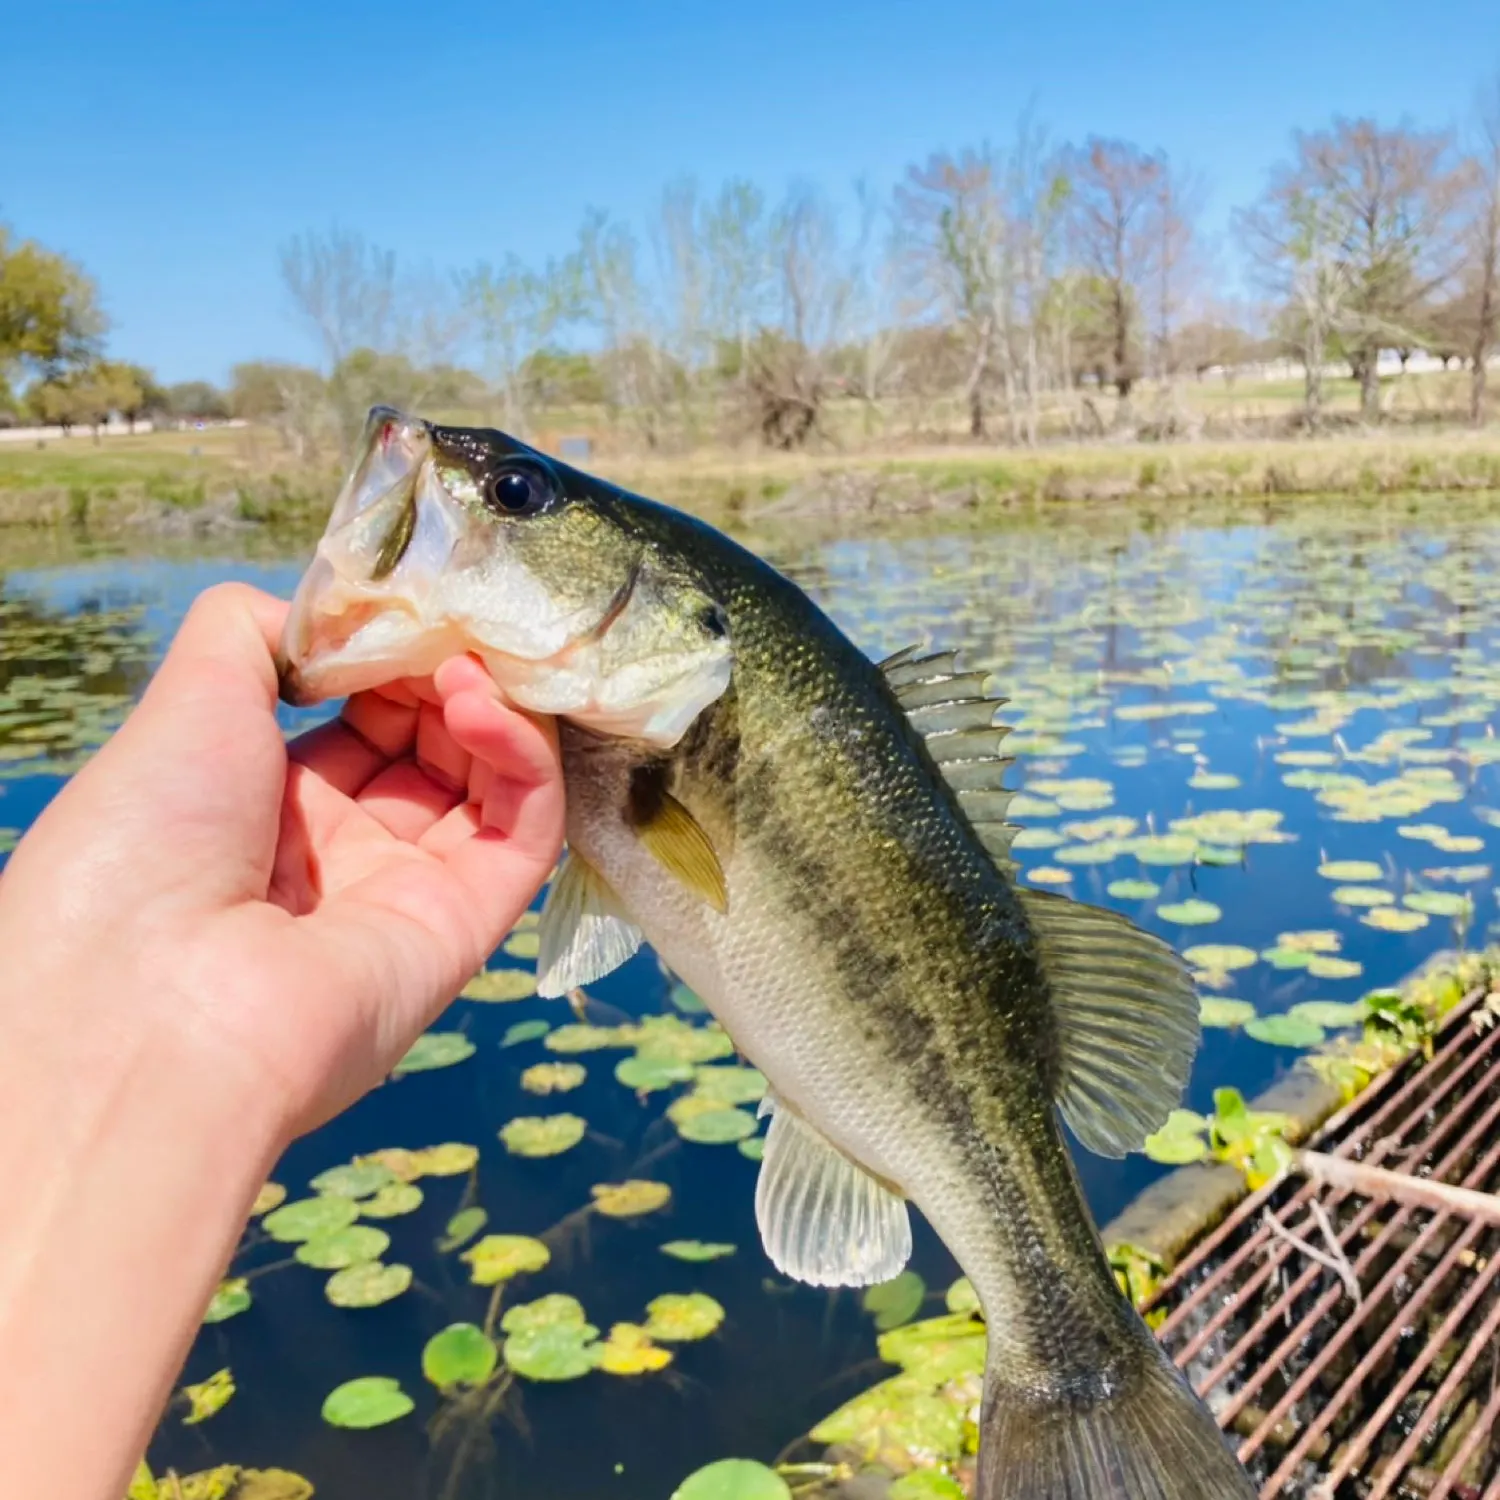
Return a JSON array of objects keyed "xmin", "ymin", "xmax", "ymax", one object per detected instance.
[
  {"xmin": 1199, "ymin": 996, "xmax": 1257, "ymax": 1029},
  {"xmin": 438, "ymin": 1206, "xmax": 488, "ymax": 1251},
  {"xmin": 1403, "ymin": 890, "xmax": 1473, "ymax": 917},
  {"xmin": 1142, "ymin": 1109, "xmax": 1209, "ymax": 1164},
  {"xmin": 1288, "ymin": 1000, "xmax": 1367, "ymax": 1029},
  {"xmin": 1317, "ymin": 859, "xmax": 1385, "ymax": 881},
  {"xmin": 1157, "ymin": 899, "xmax": 1222, "ymax": 926},
  {"xmin": 502, "ymin": 1293, "xmax": 589, "ymax": 1334},
  {"xmin": 393, "ymin": 1031, "xmax": 476, "ymax": 1075},
  {"xmin": 503, "ymin": 929, "xmax": 540, "ymax": 959},
  {"xmin": 863, "ymin": 1270, "xmax": 926, "ymax": 1330},
  {"xmin": 1107, "ymin": 877, "xmax": 1160, "ymax": 900},
  {"xmin": 1362, "ymin": 906, "xmax": 1431, "ymax": 932},
  {"xmin": 1026, "ymin": 865, "xmax": 1072, "ymax": 884},
  {"xmin": 1183, "ymin": 944, "xmax": 1258, "ymax": 973},
  {"xmin": 670, "ymin": 1460, "xmax": 792, "ymax": 1500},
  {"xmin": 501, "ymin": 1020, "xmax": 552, "ymax": 1048},
  {"xmin": 661, "ymin": 1240, "xmax": 737, "ymax": 1262},
  {"xmin": 462, "ymin": 967, "xmax": 538, "ymax": 1002},
  {"xmin": 1331, "ymin": 885, "xmax": 1394, "ymax": 908},
  {"xmin": 675, "ymin": 1107, "xmax": 758, "ymax": 1144},
  {"xmin": 409, "ymin": 1142, "xmax": 480, "ymax": 1176},
  {"xmin": 521, "ymin": 1061, "xmax": 587, "ymax": 1094},
  {"xmin": 310, "ymin": 1162, "xmax": 396, "ymax": 1200},
  {"xmin": 737, "ymin": 1136, "xmax": 765, "ymax": 1162},
  {"xmin": 1131, "ymin": 835, "xmax": 1199, "ymax": 866},
  {"xmin": 1306, "ymin": 955, "xmax": 1364, "ymax": 980},
  {"xmin": 295, "ymin": 1225, "xmax": 391, "ymax": 1270},
  {"xmin": 181, "ymin": 1367, "xmax": 235, "ymax": 1426},
  {"xmin": 203, "ymin": 1277, "xmax": 251, "ymax": 1324},
  {"xmin": 262, "ymin": 1195, "xmax": 360, "ymax": 1243},
  {"xmin": 692, "ymin": 1065, "xmax": 768, "ymax": 1106},
  {"xmin": 500, "ymin": 1113, "xmax": 587, "ymax": 1157},
  {"xmin": 325, "ymin": 1261, "xmax": 412, "ymax": 1308},
  {"xmin": 250, "ymin": 1182, "xmax": 286, "ymax": 1216},
  {"xmin": 422, "ymin": 1323, "xmax": 499, "ymax": 1389},
  {"xmin": 597, "ymin": 1321, "xmax": 673, "ymax": 1375},
  {"xmin": 463, "ymin": 1234, "xmax": 550, "ymax": 1285},
  {"xmin": 1245, "ymin": 1014, "xmax": 1327, "ymax": 1048},
  {"xmin": 643, "ymin": 1291, "xmax": 726, "ymax": 1342},
  {"xmin": 616, "ymin": 1054, "xmax": 698, "ymax": 1092},
  {"xmin": 321, "ymin": 1375, "xmax": 414, "ymax": 1429},
  {"xmin": 592, "ymin": 1180, "xmax": 673, "ymax": 1218},
  {"xmin": 359, "ymin": 1181, "xmax": 424, "ymax": 1219},
  {"xmin": 503, "ymin": 1321, "xmax": 600, "ymax": 1381},
  {"xmin": 669, "ymin": 982, "xmax": 708, "ymax": 1014},
  {"xmin": 945, "ymin": 1276, "xmax": 979, "ymax": 1314},
  {"xmin": 546, "ymin": 1023, "xmax": 640, "ymax": 1053},
  {"xmin": 634, "ymin": 1015, "xmax": 737, "ymax": 1065}
]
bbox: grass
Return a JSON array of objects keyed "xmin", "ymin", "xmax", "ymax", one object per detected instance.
[{"xmin": 3, "ymin": 395, "xmax": 1500, "ymax": 535}]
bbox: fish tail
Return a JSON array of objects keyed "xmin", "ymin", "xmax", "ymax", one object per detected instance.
[{"xmin": 976, "ymin": 1345, "xmax": 1256, "ymax": 1500}]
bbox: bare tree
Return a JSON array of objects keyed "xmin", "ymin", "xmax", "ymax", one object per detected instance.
[
  {"xmin": 1252, "ymin": 120, "xmax": 1475, "ymax": 422},
  {"xmin": 1003, "ymin": 116, "xmax": 1069, "ymax": 444},
  {"xmin": 460, "ymin": 253, "xmax": 578, "ymax": 434},
  {"xmin": 896, "ymin": 149, "xmax": 1005, "ymax": 436},
  {"xmin": 702, "ymin": 178, "xmax": 773, "ymax": 388},
  {"xmin": 1238, "ymin": 182, "xmax": 1355, "ymax": 427},
  {"xmin": 1062, "ymin": 138, "xmax": 1165, "ymax": 407},
  {"xmin": 1463, "ymin": 77, "xmax": 1500, "ymax": 425},
  {"xmin": 746, "ymin": 183, "xmax": 857, "ymax": 448}
]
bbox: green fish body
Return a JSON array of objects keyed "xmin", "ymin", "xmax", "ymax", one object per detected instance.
[{"xmin": 278, "ymin": 410, "xmax": 1256, "ymax": 1500}]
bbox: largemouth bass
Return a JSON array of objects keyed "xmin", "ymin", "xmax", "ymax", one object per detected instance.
[{"xmin": 278, "ymin": 408, "xmax": 1255, "ymax": 1500}]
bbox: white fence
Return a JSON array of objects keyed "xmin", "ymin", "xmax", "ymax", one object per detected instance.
[{"xmin": 0, "ymin": 418, "xmax": 248, "ymax": 445}]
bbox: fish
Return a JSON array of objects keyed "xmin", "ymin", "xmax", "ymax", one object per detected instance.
[{"xmin": 278, "ymin": 407, "xmax": 1256, "ymax": 1500}]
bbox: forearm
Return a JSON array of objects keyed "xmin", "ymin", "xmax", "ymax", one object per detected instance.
[{"xmin": 0, "ymin": 995, "xmax": 282, "ymax": 1499}]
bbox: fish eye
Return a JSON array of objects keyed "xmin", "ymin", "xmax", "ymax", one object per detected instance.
[
  {"xmin": 700, "ymin": 603, "xmax": 729, "ymax": 639},
  {"xmin": 484, "ymin": 460, "xmax": 557, "ymax": 517}
]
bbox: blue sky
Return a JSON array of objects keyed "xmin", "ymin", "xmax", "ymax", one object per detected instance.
[{"xmin": 2, "ymin": 0, "xmax": 1494, "ymax": 383}]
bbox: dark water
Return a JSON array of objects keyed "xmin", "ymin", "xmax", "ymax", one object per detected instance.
[{"xmin": 5, "ymin": 496, "xmax": 1500, "ymax": 1499}]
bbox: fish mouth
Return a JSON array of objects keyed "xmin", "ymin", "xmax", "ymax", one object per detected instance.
[{"xmin": 274, "ymin": 406, "xmax": 733, "ymax": 746}]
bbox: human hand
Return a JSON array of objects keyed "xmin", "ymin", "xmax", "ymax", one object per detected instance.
[
  {"xmin": 0, "ymin": 580, "xmax": 564, "ymax": 1499},
  {"xmin": 0, "ymin": 580, "xmax": 565, "ymax": 1144}
]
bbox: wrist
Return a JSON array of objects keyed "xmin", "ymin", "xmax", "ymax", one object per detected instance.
[{"xmin": 0, "ymin": 962, "xmax": 284, "ymax": 1499}]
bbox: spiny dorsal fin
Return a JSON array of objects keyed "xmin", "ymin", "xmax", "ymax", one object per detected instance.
[
  {"xmin": 1019, "ymin": 888, "xmax": 1200, "ymax": 1158},
  {"xmin": 879, "ymin": 646, "xmax": 1017, "ymax": 873}
]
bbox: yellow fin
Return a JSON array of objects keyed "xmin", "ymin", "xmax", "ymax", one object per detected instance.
[{"xmin": 637, "ymin": 790, "xmax": 728, "ymax": 913}]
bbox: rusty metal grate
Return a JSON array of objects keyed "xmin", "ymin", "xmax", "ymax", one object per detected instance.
[{"xmin": 1148, "ymin": 989, "xmax": 1500, "ymax": 1500}]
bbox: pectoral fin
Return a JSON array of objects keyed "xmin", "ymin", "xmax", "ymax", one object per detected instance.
[
  {"xmin": 536, "ymin": 852, "xmax": 643, "ymax": 997},
  {"xmin": 754, "ymin": 1092, "xmax": 911, "ymax": 1288},
  {"xmin": 627, "ymin": 767, "xmax": 728, "ymax": 913}
]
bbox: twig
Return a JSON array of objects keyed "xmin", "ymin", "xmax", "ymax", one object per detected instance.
[
  {"xmin": 1298, "ymin": 1149, "xmax": 1500, "ymax": 1226},
  {"xmin": 1260, "ymin": 1208, "xmax": 1363, "ymax": 1306}
]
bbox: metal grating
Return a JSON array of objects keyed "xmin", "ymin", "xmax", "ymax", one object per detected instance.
[{"xmin": 1148, "ymin": 989, "xmax": 1500, "ymax": 1500}]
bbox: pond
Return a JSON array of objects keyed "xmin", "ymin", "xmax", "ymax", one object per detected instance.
[{"xmin": 6, "ymin": 493, "xmax": 1500, "ymax": 1498}]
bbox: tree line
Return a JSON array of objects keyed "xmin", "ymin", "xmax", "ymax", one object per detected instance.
[{"xmin": 4, "ymin": 77, "xmax": 1498, "ymax": 454}]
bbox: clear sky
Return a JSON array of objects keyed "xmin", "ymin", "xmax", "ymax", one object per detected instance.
[{"xmin": 2, "ymin": 0, "xmax": 1494, "ymax": 384}]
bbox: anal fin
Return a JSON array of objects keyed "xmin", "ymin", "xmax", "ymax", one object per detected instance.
[
  {"xmin": 536, "ymin": 851, "xmax": 643, "ymax": 998},
  {"xmin": 754, "ymin": 1092, "xmax": 911, "ymax": 1288}
]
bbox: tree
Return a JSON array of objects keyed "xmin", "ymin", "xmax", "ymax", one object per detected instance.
[
  {"xmin": 461, "ymin": 253, "xmax": 579, "ymax": 435},
  {"xmin": 1461, "ymin": 76, "xmax": 1500, "ymax": 425},
  {"xmin": 1240, "ymin": 183, "xmax": 1355, "ymax": 425},
  {"xmin": 280, "ymin": 228, "xmax": 396, "ymax": 450},
  {"xmin": 897, "ymin": 149, "xmax": 1005, "ymax": 436},
  {"xmin": 0, "ymin": 226, "xmax": 105, "ymax": 384},
  {"xmin": 228, "ymin": 360, "xmax": 329, "ymax": 458},
  {"xmin": 1249, "ymin": 120, "xmax": 1475, "ymax": 422},
  {"xmin": 1062, "ymin": 138, "xmax": 1168, "ymax": 403},
  {"xmin": 117, "ymin": 363, "xmax": 164, "ymax": 429},
  {"xmin": 165, "ymin": 380, "xmax": 229, "ymax": 420}
]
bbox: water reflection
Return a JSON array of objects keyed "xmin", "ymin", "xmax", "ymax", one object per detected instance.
[{"xmin": 2, "ymin": 497, "xmax": 1497, "ymax": 1498}]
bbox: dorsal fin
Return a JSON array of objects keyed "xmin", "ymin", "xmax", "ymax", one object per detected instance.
[{"xmin": 879, "ymin": 646, "xmax": 1017, "ymax": 872}]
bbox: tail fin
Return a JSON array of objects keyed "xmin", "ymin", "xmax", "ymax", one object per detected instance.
[{"xmin": 976, "ymin": 1347, "xmax": 1256, "ymax": 1500}]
